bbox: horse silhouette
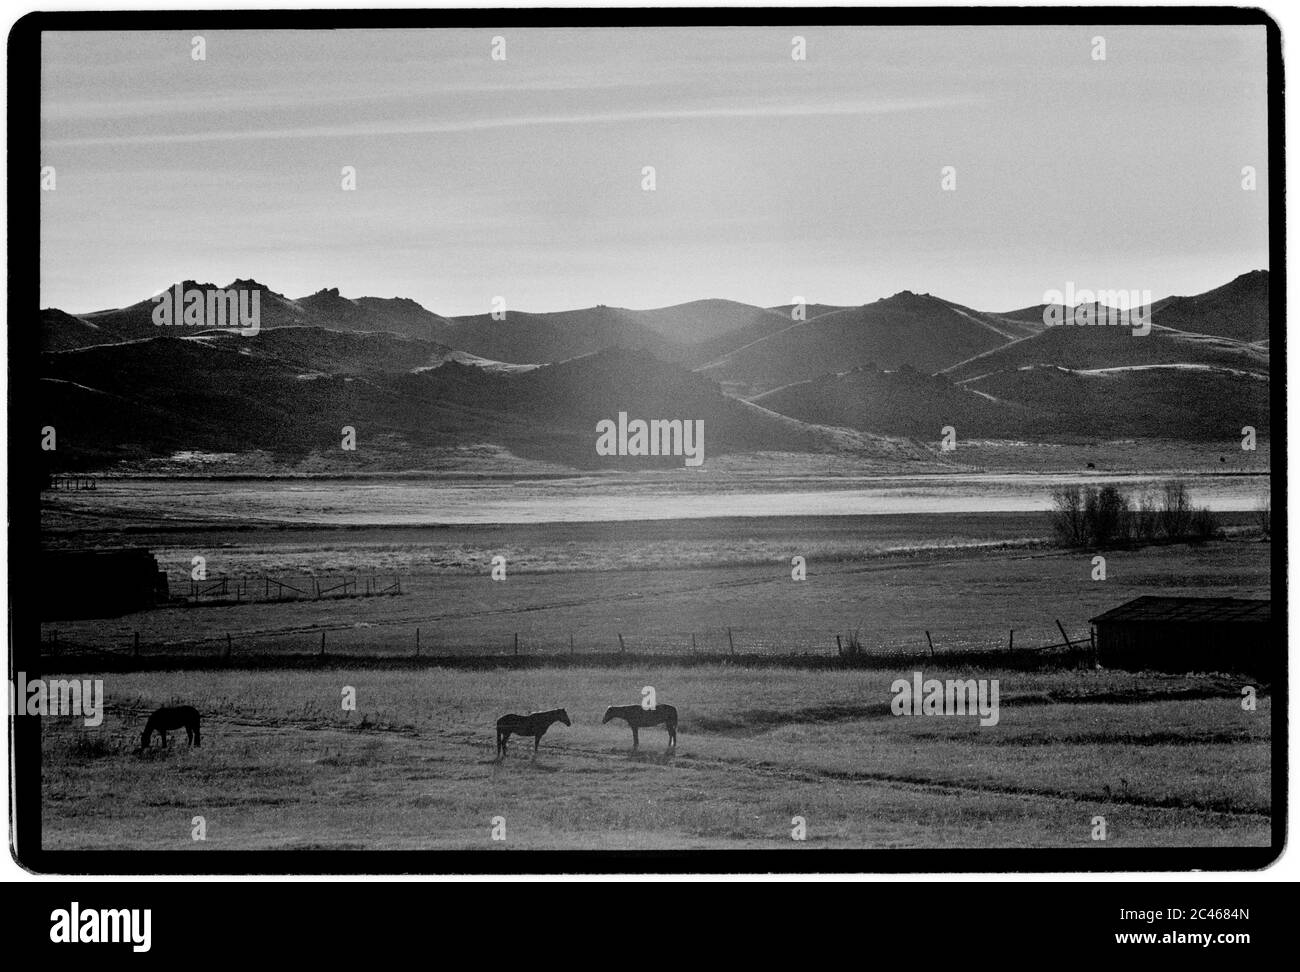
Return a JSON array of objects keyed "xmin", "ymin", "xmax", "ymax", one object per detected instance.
[
  {"xmin": 602, "ymin": 703, "xmax": 677, "ymax": 749},
  {"xmin": 495, "ymin": 708, "xmax": 571, "ymax": 758},
  {"xmin": 140, "ymin": 705, "xmax": 201, "ymax": 750}
]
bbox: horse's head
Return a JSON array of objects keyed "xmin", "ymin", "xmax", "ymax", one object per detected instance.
[
  {"xmin": 601, "ymin": 706, "xmax": 615, "ymax": 724},
  {"xmin": 558, "ymin": 709, "xmax": 571, "ymax": 727}
]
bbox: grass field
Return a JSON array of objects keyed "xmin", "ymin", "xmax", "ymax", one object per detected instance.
[
  {"xmin": 41, "ymin": 666, "xmax": 1270, "ymax": 850},
  {"xmin": 36, "ymin": 495, "xmax": 1274, "ymax": 853},
  {"xmin": 40, "ymin": 513, "xmax": 1270, "ymax": 659}
]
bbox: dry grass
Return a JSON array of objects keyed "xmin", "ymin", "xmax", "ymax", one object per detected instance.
[{"xmin": 41, "ymin": 666, "xmax": 1270, "ymax": 851}]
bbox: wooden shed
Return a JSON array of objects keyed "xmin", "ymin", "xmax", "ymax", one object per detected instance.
[
  {"xmin": 39, "ymin": 548, "xmax": 169, "ymax": 620},
  {"xmin": 1089, "ymin": 596, "xmax": 1273, "ymax": 677}
]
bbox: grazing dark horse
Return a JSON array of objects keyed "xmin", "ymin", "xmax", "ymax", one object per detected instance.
[
  {"xmin": 140, "ymin": 705, "xmax": 201, "ymax": 750},
  {"xmin": 602, "ymin": 704, "xmax": 677, "ymax": 750},
  {"xmin": 495, "ymin": 708, "xmax": 571, "ymax": 758}
]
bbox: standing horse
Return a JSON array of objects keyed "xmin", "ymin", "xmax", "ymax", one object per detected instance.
[
  {"xmin": 495, "ymin": 708, "xmax": 571, "ymax": 758},
  {"xmin": 602, "ymin": 703, "xmax": 677, "ymax": 750},
  {"xmin": 140, "ymin": 705, "xmax": 201, "ymax": 750}
]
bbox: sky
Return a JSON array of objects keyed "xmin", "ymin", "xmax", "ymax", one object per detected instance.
[{"xmin": 40, "ymin": 25, "xmax": 1269, "ymax": 316}]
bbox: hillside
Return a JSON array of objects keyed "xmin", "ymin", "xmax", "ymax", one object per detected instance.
[
  {"xmin": 439, "ymin": 306, "xmax": 677, "ymax": 364},
  {"xmin": 43, "ymin": 280, "xmax": 451, "ymax": 349},
  {"xmin": 943, "ymin": 322, "xmax": 1269, "ymax": 383},
  {"xmin": 297, "ymin": 288, "xmax": 451, "ymax": 340},
  {"xmin": 964, "ymin": 364, "xmax": 1269, "ymax": 440},
  {"xmin": 754, "ymin": 365, "xmax": 1033, "ymax": 439},
  {"xmin": 755, "ymin": 360, "xmax": 1268, "ymax": 443},
  {"xmin": 696, "ymin": 292, "xmax": 1044, "ymax": 395},
  {"xmin": 37, "ymin": 334, "xmax": 903, "ymax": 472},
  {"xmin": 1149, "ymin": 270, "xmax": 1269, "ymax": 343},
  {"xmin": 40, "ymin": 309, "xmax": 107, "ymax": 352}
]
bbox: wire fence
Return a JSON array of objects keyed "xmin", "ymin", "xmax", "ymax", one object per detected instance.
[
  {"xmin": 185, "ymin": 574, "xmax": 402, "ymax": 605},
  {"xmin": 37, "ymin": 622, "xmax": 1096, "ymax": 668}
]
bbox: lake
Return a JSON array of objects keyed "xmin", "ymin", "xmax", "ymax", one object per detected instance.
[{"xmin": 43, "ymin": 472, "xmax": 1271, "ymax": 526}]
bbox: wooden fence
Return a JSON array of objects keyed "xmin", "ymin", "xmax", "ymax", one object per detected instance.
[{"xmin": 187, "ymin": 574, "xmax": 402, "ymax": 605}]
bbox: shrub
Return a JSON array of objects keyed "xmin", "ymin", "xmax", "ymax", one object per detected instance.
[
  {"xmin": 1190, "ymin": 506, "xmax": 1220, "ymax": 542},
  {"xmin": 839, "ymin": 627, "xmax": 863, "ymax": 657}
]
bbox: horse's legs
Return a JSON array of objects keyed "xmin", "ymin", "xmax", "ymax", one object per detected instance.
[
  {"xmin": 161, "ymin": 730, "xmax": 168, "ymax": 748},
  {"xmin": 632, "ymin": 727, "xmax": 639, "ymax": 750},
  {"xmin": 669, "ymin": 724, "xmax": 677, "ymax": 747},
  {"xmin": 534, "ymin": 735, "xmax": 541, "ymax": 753}
]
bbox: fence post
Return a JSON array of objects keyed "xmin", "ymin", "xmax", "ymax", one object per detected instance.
[
  {"xmin": 618, "ymin": 633, "xmax": 625, "ymax": 653},
  {"xmin": 320, "ymin": 630, "xmax": 326, "ymax": 657},
  {"xmin": 514, "ymin": 633, "xmax": 519, "ymax": 655},
  {"xmin": 570, "ymin": 633, "xmax": 575, "ymax": 656},
  {"xmin": 836, "ymin": 634, "xmax": 842, "ymax": 655},
  {"xmin": 727, "ymin": 628, "xmax": 735, "ymax": 654},
  {"xmin": 1009, "ymin": 629, "xmax": 1014, "ymax": 651},
  {"xmin": 416, "ymin": 628, "xmax": 420, "ymax": 657},
  {"xmin": 692, "ymin": 633, "xmax": 697, "ymax": 654},
  {"xmin": 225, "ymin": 632, "xmax": 232, "ymax": 663},
  {"xmin": 925, "ymin": 630, "xmax": 935, "ymax": 658},
  {"xmin": 1056, "ymin": 620, "xmax": 1075, "ymax": 658}
]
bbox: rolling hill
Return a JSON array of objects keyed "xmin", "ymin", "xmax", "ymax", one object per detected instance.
[
  {"xmin": 755, "ymin": 360, "xmax": 1268, "ymax": 443},
  {"xmin": 37, "ymin": 331, "xmax": 902, "ymax": 472},
  {"xmin": 942, "ymin": 321, "xmax": 1269, "ymax": 384},
  {"xmin": 438, "ymin": 306, "xmax": 676, "ymax": 364},
  {"xmin": 697, "ymin": 291, "xmax": 1046, "ymax": 395},
  {"xmin": 753, "ymin": 365, "xmax": 1034, "ymax": 440},
  {"xmin": 1150, "ymin": 270, "xmax": 1269, "ymax": 343},
  {"xmin": 35, "ymin": 269, "xmax": 1271, "ymax": 466},
  {"xmin": 42, "ymin": 280, "xmax": 451, "ymax": 350}
]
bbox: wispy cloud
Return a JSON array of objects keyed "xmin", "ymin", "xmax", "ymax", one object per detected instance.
[{"xmin": 45, "ymin": 96, "xmax": 976, "ymax": 147}]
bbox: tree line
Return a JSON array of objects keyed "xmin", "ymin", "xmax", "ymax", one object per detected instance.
[{"xmin": 1049, "ymin": 480, "xmax": 1220, "ymax": 548}]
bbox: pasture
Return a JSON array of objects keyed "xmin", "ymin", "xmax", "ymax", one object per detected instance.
[
  {"xmin": 39, "ymin": 512, "xmax": 1269, "ymax": 659},
  {"xmin": 36, "ymin": 498, "xmax": 1273, "ymax": 852},
  {"xmin": 41, "ymin": 666, "xmax": 1270, "ymax": 850}
]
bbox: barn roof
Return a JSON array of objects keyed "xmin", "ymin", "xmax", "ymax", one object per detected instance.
[{"xmin": 1090, "ymin": 596, "xmax": 1270, "ymax": 625}]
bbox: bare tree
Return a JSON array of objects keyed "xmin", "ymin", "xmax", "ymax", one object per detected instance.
[
  {"xmin": 1158, "ymin": 480, "xmax": 1193, "ymax": 540},
  {"xmin": 1050, "ymin": 486, "xmax": 1086, "ymax": 545},
  {"xmin": 1129, "ymin": 488, "xmax": 1159, "ymax": 542},
  {"xmin": 1086, "ymin": 484, "xmax": 1130, "ymax": 547}
]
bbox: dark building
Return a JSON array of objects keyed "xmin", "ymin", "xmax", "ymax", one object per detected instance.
[
  {"xmin": 1089, "ymin": 596, "xmax": 1273, "ymax": 677},
  {"xmin": 39, "ymin": 548, "xmax": 170, "ymax": 620}
]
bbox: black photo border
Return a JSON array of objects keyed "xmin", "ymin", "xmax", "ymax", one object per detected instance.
[{"xmin": 8, "ymin": 5, "xmax": 1287, "ymax": 875}]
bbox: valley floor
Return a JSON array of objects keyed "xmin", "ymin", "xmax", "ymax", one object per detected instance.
[
  {"xmin": 41, "ymin": 667, "xmax": 1270, "ymax": 851},
  {"xmin": 34, "ymin": 487, "xmax": 1275, "ymax": 854}
]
